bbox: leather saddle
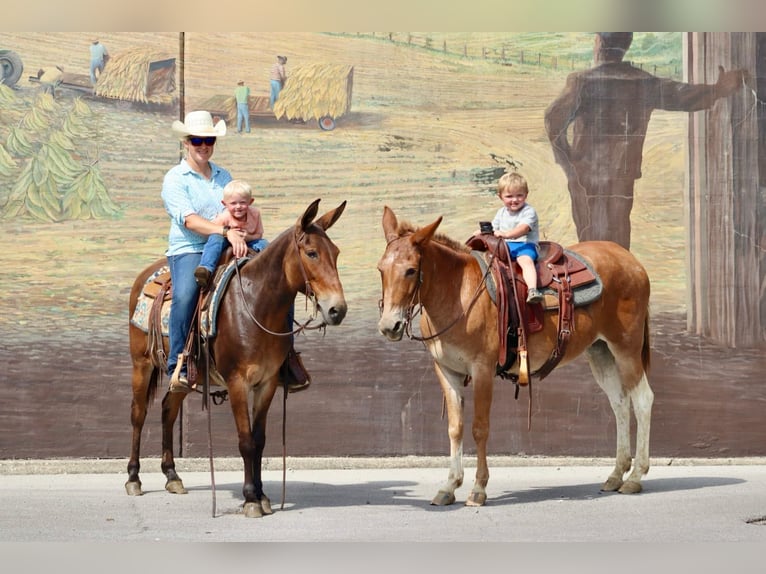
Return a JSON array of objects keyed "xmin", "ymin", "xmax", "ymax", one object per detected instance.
[{"xmin": 465, "ymin": 234, "xmax": 599, "ymax": 384}]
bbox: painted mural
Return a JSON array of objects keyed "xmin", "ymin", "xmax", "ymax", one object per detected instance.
[{"xmin": 0, "ymin": 32, "xmax": 763, "ymax": 462}]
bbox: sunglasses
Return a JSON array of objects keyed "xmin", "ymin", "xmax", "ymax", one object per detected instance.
[{"xmin": 187, "ymin": 136, "xmax": 217, "ymax": 146}]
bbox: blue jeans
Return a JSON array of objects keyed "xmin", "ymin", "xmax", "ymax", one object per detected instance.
[
  {"xmin": 269, "ymin": 80, "xmax": 282, "ymax": 108},
  {"xmin": 198, "ymin": 235, "xmax": 269, "ymax": 273},
  {"xmin": 90, "ymin": 60, "xmax": 104, "ymax": 84},
  {"xmin": 236, "ymin": 102, "xmax": 250, "ymax": 132},
  {"xmin": 167, "ymin": 253, "xmax": 202, "ymax": 377}
]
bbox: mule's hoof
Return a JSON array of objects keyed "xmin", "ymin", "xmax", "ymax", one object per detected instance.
[
  {"xmin": 431, "ymin": 491, "xmax": 456, "ymax": 506},
  {"xmin": 125, "ymin": 481, "xmax": 143, "ymax": 496},
  {"xmin": 165, "ymin": 479, "xmax": 188, "ymax": 494},
  {"xmin": 244, "ymin": 501, "xmax": 264, "ymax": 518},
  {"xmin": 618, "ymin": 480, "xmax": 643, "ymax": 494},
  {"xmin": 466, "ymin": 491, "xmax": 487, "ymax": 507},
  {"xmin": 260, "ymin": 496, "xmax": 274, "ymax": 515},
  {"xmin": 600, "ymin": 477, "xmax": 623, "ymax": 492}
]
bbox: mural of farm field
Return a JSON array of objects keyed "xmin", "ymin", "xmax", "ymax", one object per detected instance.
[{"xmin": 0, "ymin": 32, "xmax": 763, "ymax": 463}]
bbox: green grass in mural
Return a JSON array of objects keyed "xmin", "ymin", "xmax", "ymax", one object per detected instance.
[{"xmin": 331, "ymin": 32, "xmax": 683, "ymax": 78}]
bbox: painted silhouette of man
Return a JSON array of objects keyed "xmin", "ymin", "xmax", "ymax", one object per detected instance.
[{"xmin": 544, "ymin": 32, "xmax": 747, "ymax": 249}]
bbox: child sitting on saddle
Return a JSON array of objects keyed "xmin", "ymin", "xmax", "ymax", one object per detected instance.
[
  {"xmin": 477, "ymin": 171, "xmax": 543, "ymax": 304},
  {"xmin": 194, "ymin": 179, "xmax": 269, "ymax": 288}
]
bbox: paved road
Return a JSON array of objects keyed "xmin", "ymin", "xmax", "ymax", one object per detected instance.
[{"xmin": 2, "ymin": 457, "xmax": 766, "ymax": 545}]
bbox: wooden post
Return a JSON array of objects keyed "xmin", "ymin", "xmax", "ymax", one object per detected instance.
[{"xmin": 685, "ymin": 32, "xmax": 763, "ymax": 346}]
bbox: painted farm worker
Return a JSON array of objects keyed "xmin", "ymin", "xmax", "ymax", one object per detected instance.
[
  {"xmin": 89, "ymin": 38, "xmax": 109, "ymax": 85},
  {"xmin": 37, "ymin": 66, "xmax": 64, "ymax": 98},
  {"xmin": 544, "ymin": 32, "xmax": 748, "ymax": 249},
  {"xmin": 234, "ymin": 79, "xmax": 251, "ymax": 133},
  {"xmin": 162, "ymin": 111, "xmax": 310, "ymax": 393},
  {"xmin": 269, "ymin": 55, "xmax": 287, "ymax": 108}
]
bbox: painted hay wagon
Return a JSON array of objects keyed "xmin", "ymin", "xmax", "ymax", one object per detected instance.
[
  {"xmin": 201, "ymin": 63, "xmax": 354, "ymax": 131},
  {"xmin": 29, "ymin": 47, "xmax": 177, "ymax": 110}
]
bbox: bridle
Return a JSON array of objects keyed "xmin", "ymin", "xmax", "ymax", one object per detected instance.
[
  {"xmin": 233, "ymin": 228, "xmax": 328, "ymax": 337},
  {"xmin": 379, "ymin": 235, "xmax": 495, "ymax": 342}
]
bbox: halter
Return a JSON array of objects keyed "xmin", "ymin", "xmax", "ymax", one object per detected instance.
[
  {"xmin": 379, "ymin": 235, "xmax": 495, "ymax": 342},
  {"xmin": 233, "ymin": 228, "xmax": 326, "ymax": 337}
]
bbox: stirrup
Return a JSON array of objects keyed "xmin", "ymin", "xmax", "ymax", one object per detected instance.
[
  {"xmin": 169, "ymin": 355, "xmax": 194, "ymax": 394},
  {"xmin": 281, "ymin": 349, "xmax": 311, "ymax": 393}
]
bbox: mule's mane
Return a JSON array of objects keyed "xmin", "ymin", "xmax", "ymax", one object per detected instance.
[{"xmin": 397, "ymin": 220, "xmax": 471, "ymax": 253}]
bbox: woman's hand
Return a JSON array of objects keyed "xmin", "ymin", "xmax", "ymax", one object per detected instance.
[{"xmin": 227, "ymin": 228, "xmax": 248, "ymax": 258}]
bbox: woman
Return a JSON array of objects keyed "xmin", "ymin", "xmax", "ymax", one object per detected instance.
[
  {"xmin": 162, "ymin": 110, "xmax": 309, "ymax": 393},
  {"xmin": 162, "ymin": 110, "xmax": 237, "ymax": 392}
]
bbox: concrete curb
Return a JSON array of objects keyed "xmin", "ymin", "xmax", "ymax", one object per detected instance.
[{"xmin": 2, "ymin": 455, "xmax": 765, "ymax": 475}]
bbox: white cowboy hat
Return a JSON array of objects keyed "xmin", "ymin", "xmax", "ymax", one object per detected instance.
[{"xmin": 171, "ymin": 110, "xmax": 227, "ymax": 139}]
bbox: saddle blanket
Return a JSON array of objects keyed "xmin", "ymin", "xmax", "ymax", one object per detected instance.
[
  {"xmin": 130, "ymin": 266, "xmax": 171, "ymax": 336},
  {"xmin": 472, "ymin": 248, "xmax": 603, "ymax": 309},
  {"xmin": 130, "ymin": 257, "xmax": 251, "ymax": 338}
]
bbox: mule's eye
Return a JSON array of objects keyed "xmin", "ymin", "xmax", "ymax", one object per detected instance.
[{"xmin": 405, "ymin": 267, "xmax": 417, "ymax": 277}]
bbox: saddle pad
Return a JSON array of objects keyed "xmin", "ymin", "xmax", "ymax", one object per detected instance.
[
  {"xmin": 129, "ymin": 257, "xmax": 252, "ymax": 338},
  {"xmin": 130, "ymin": 266, "xmax": 171, "ymax": 336},
  {"xmin": 200, "ymin": 256, "xmax": 252, "ymax": 337},
  {"xmin": 471, "ymin": 249, "xmax": 603, "ymax": 309}
]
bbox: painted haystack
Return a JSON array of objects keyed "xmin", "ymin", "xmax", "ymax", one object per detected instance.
[
  {"xmin": 274, "ymin": 63, "xmax": 354, "ymax": 121},
  {"xmin": 95, "ymin": 48, "xmax": 176, "ymax": 105}
]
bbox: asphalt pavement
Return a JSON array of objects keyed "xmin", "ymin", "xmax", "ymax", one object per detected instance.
[{"xmin": 2, "ymin": 456, "xmax": 766, "ymax": 545}]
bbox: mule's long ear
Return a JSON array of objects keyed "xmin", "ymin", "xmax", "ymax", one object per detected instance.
[
  {"xmin": 314, "ymin": 200, "xmax": 347, "ymax": 231},
  {"xmin": 382, "ymin": 205, "xmax": 399, "ymax": 243},
  {"xmin": 299, "ymin": 198, "xmax": 321, "ymax": 230},
  {"xmin": 411, "ymin": 216, "xmax": 442, "ymax": 247}
]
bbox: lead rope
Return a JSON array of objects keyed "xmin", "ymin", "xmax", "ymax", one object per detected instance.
[
  {"xmin": 281, "ymin": 378, "xmax": 287, "ymax": 510},
  {"xmin": 195, "ymin": 290, "xmax": 217, "ymax": 518}
]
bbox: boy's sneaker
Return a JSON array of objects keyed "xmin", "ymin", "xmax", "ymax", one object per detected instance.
[
  {"xmin": 526, "ymin": 288, "xmax": 544, "ymax": 304},
  {"xmin": 194, "ymin": 266, "xmax": 211, "ymax": 289}
]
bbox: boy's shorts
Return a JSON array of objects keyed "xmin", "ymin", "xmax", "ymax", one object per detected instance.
[{"xmin": 505, "ymin": 241, "xmax": 538, "ymax": 262}]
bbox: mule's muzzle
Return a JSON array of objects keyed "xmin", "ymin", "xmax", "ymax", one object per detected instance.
[
  {"xmin": 378, "ymin": 317, "xmax": 405, "ymax": 341},
  {"xmin": 325, "ymin": 302, "xmax": 347, "ymax": 325}
]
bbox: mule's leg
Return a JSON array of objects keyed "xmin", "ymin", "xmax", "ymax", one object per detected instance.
[
  {"xmin": 223, "ymin": 381, "xmax": 260, "ymax": 516},
  {"xmin": 125, "ymin": 362, "xmax": 155, "ymax": 496},
  {"xmin": 246, "ymin": 380, "xmax": 279, "ymax": 517},
  {"xmin": 160, "ymin": 391, "xmax": 188, "ymax": 494},
  {"xmin": 622, "ymin": 373, "xmax": 653, "ymax": 494},
  {"xmin": 586, "ymin": 341, "xmax": 633, "ymax": 492},
  {"xmin": 227, "ymin": 378, "xmax": 278, "ymax": 518},
  {"xmin": 431, "ymin": 362, "xmax": 466, "ymax": 506},
  {"xmin": 466, "ymin": 370, "xmax": 494, "ymax": 507}
]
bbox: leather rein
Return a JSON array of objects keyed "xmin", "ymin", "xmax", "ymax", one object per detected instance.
[
  {"xmin": 232, "ymin": 229, "xmax": 327, "ymax": 337},
  {"xmin": 379, "ymin": 237, "xmax": 496, "ymax": 342}
]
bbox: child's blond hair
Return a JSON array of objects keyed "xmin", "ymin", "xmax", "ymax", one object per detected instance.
[
  {"xmin": 222, "ymin": 179, "xmax": 253, "ymax": 201},
  {"xmin": 497, "ymin": 172, "xmax": 528, "ymax": 196}
]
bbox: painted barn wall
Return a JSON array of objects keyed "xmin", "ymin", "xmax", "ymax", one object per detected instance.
[{"xmin": 0, "ymin": 32, "xmax": 763, "ymax": 462}]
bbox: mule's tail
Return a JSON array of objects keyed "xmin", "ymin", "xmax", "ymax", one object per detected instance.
[
  {"xmin": 147, "ymin": 368, "xmax": 160, "ymax": 404},
  {"xmin": 641, "ymin": 312, "xmax": 651, "ymax": 374}
]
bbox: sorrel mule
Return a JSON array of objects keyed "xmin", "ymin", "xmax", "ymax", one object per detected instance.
[
  {"xmin": 377, "ymin": 206, "xmax": 653, "ymax": 506},
  {"xmin": 126, "ymin": 199, "xmax": 347, "ymax": 517}
]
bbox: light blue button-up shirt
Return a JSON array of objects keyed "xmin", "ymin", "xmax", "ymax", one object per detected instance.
[{"xmin": 161, "ymin": 159, "xmax": 233, "ymax": 256}]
